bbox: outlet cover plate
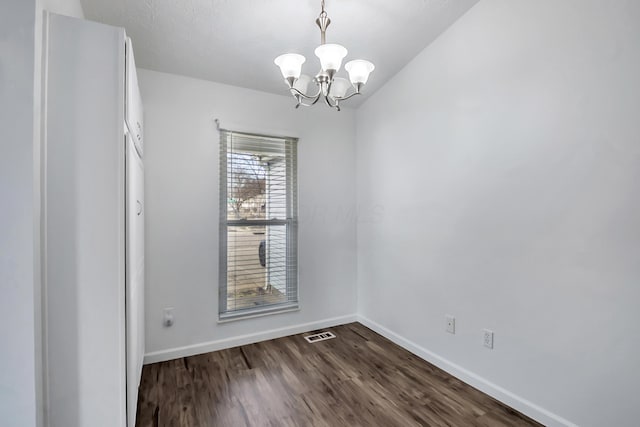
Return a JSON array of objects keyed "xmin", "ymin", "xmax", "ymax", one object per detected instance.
[
  {"xmin": 483, "ymin": 329, "xmax": 494, "ymax": 349},
  {"xmin": 163, "ymin": 307, "xmax": 174, "ymax": 327},
  {"xmin": 445, "ymin": 315, "xmax": 455, "ymax": 334}
]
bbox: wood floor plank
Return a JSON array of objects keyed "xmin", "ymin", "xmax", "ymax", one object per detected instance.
[
  {"xmin": 136, "ymin": 323, "xmax": 543, "ymax": 427},
  {"xmin": 135, "ymin": 364, "xmax": 159, "ymax": 427},
  {"xmin": 156, "ymin": 359, "xmax": 179, "ymax": 426}
]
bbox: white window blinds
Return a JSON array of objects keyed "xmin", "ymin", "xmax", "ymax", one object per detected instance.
[{"xmin": 219, "ymin": 129, "xmax": 298, "ymax": 320}]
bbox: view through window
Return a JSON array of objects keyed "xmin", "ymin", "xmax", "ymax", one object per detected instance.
[{"xmin": 219, "ymin": 130, "xmax": 298, "ymax": 319}]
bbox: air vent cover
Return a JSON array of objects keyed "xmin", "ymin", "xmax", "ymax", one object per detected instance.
[{"xmin": 304, "ymin": 331, "xmax": 336, "ymax": 343}]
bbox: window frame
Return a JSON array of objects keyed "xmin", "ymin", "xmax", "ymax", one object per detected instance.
[{"xmin": 218, "ymin": 129, "xmax": 299, "ymax": 321}]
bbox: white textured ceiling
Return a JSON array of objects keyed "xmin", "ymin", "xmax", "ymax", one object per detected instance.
[{"xmin": 80, "ymin": 0, "xmax": 479, "ymax": 106}]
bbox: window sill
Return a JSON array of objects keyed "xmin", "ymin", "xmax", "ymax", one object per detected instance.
[{"xmin": 218, "ymin": 304, "xmax": 300, "ymax": 324}]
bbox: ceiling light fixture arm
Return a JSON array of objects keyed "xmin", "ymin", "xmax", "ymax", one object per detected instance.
[
  {"xmin": 333, "ymin": 91, "xmax": 360, "ymax": 102},
  {"xmin": 323, "ymin": 92, "xmax": 337, "ymax": 109},
  {"xmin": 294, "ymin": 95, "xmax": 322, "ymax": 109},
  {"xmin": 286, "ymin": 76, "xmax": 323, "ymax": 105},
  {"xmin": 289, "ymin": 85, "xmax": 322, "ymax": 101},
  {"xmin": 331, "ymin": 82, "xmax": 364, "ymax": 103}
]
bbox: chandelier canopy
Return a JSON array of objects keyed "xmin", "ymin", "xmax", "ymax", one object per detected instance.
[{"xmin": 274, "ymin": 0, "xmax": 375, "ymax": 111}]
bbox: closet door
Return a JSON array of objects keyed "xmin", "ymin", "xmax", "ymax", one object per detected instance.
[
  {"xmin": 45, "ymin": 13, "xmax": 127, "ymax": 427},
  {"xmin": 126, "ymin": 134, "xmax": 145, "ymax": 426}
]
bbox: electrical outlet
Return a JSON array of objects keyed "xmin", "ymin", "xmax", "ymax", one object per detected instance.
[
  {"xmin": 163, "ymin": 307, "xmax": 174, "ymax": 327},
  {"xmin": 445, "ymin": 315, "xmax": 455, "ymax": 334},
  {"xmin": 483, "ymin": 329, "xmax": 494, "ymax": 349}
]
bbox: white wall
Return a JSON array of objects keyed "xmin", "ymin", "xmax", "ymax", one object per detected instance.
[
  {"xmin": 138, "ymin": 69, "xmax": 357, "ymax": 360},
  {"xmin": 0, "ymin": 1, "xmax": 82, "ymax": 425},
  {"xmin": 0, "ymin": 2, "xmax": 39, "ymax": 426},
  {"xmin": 356, "ymin": 1, "xmax": 640, "ymax": 426}
]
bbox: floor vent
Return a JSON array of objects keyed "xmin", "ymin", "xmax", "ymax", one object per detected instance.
[{"xmin": 304, "ymin": 331, "xmax": 336, "ymax": 343}]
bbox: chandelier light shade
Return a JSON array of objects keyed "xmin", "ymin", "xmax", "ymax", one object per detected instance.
[
  {"xmin": 273, "ymin": 0, "xmax": 375, "ymax": 111},
  {"xmin": 274, "ymin": 54, "xmax": 306, "ymax": 79},
  {"xmin": 328, "ymin": 77, "xmax": 351, "ymax": 98},
  {"xmin": 345, "ymin": 59, "xmax": 375, "ymax": 85},
  {"xmin": 314, "ymin": 44, "xmax": 348, "ymax": 73}
]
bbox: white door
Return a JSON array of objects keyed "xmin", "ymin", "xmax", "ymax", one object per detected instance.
[
  {"xmin": 126, "ymin": 38, "xmax": 144, "ymax": 157},
  {"xmin": 126, "ymin": 133, "xmax": 145, "ymax": 426}
]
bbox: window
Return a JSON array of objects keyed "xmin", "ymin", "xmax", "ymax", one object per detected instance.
[{"xmin": 219, "ymin": 129, "xmax": 298, "ymax": 320}]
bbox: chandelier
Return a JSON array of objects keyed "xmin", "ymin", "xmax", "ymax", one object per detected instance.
[{"xmin": 274, "ymin": 0, "xmax": 375, "ymax": 111}]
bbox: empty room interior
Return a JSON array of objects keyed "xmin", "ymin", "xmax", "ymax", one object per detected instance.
[{"xmin": 2, "ymin": 0, "xmax": 639, "ymax": 426}]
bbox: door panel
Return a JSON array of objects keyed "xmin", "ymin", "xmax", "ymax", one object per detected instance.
[{"xmin": 126, "ymin": 134, "xmax": 145, "ymax": 426}]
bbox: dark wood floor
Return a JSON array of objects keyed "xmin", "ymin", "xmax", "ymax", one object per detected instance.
[{"xmin": 136, "ymin": 323, "xmax": 542, "ymax": 427}]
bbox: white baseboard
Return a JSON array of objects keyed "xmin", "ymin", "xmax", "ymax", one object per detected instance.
[
  {"xmin": 357, "ymin": 315, "xmax": 577, "ymax": 427},
  {"xmin": 143, "ymin": 314, "xmax": 357, "ymax": 364}
]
